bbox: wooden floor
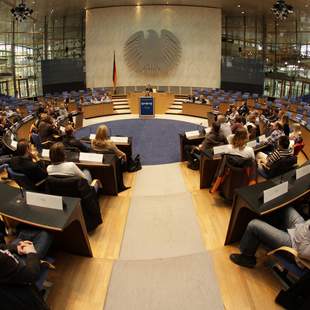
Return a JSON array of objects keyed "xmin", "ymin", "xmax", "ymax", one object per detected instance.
[{"xmin": 44, "ymin": 153, "xmax": 308, "ymax": 310}]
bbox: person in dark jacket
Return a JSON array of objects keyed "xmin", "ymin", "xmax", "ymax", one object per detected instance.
[
  {"xmin": 62, "ymin": 125, "xmax": 89, "ymax": 152},
  {"xmin": 0, "ymin": 225, "xmax": 52, "ymax": 310},
  {"xmin": 38, "ymin": 114, "xmax": 59, "ymax": 142},
  {"xmin": 185, "ymin": 122, "xmax": 228, "ymax": 169},
  {"xmin": 200, "ymin": 121, "xmax": 228, "ymax": 152},
  {"xmin": 9, "ymin": 139, "xmax": 47, "ymax": 184}
]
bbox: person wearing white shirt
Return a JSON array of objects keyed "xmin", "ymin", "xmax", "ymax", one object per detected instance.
[
  {"xmin": 226, "ymin": 127, "xmax": 255, "ymax": 160},
  {"xmin": 218, "ymin": 115, "xmax": 232, "ymax": 138},
  {"xmin": 47, "ymin": 142, "xmax": 92, "ymax": 183}
]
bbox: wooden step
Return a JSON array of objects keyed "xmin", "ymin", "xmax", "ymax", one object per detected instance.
[
  {"xmin": 114, "ymin": 109, "xmax": 131, "ymax": 114},
  {"xmin": 114, "ymin": 105, "xmax": 130, "ymax": 110},
  {"xmin": 166, "ymin": 109, "xmax": 182, "ymax": 114}
]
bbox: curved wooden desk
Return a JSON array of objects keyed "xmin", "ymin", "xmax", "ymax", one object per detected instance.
[
  {"xmin": 81, "ymin": 102, "xmax": 114, "ymax": 119},
  {"xmin": 225, "ymin": 167, "xmax": 310, "ymax": 245},
  {"xmin": 0, "ymin": 183, "xmax": 92, "ymax": 257}
]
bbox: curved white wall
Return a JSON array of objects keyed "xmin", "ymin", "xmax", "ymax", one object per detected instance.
[{"xmin": 86, "ymin": 6, "xmax": 221, "ymax": 88}]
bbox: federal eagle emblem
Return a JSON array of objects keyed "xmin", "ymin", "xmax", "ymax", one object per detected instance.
[{"xmin": 124, "ymin": 29, "xmax": 182, "ymax": 75}]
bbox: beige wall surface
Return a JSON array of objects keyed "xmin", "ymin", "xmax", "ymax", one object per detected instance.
[{"xmin": 86, "ymin": 6, "xmax": 221, "ymax": 88}]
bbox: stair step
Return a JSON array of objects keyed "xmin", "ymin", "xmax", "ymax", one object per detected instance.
[
  {"xmin": 113, "ymin": 104, "xmax": 129, "ymax": 108},
  {"xmin": 114, "ymin": 109, "xmax": 131, "ymax": 114},
  {"xmin": 113, "ymin": 101, "xmax": 128, "ymax": 105},
  {"xmin": 170, "ymin": 106, "xmax": 183, "ymax": 110},
  {"xmin": 112, "ymin": 96, "xmax": 128, "ymax": 102},
  {"xmin": 166, "ymin": 109, "xmax": 182, "ymax": 114},
  {"xmin": 114, "ymin": 106, "xmax": 130, "ymax": 110}
]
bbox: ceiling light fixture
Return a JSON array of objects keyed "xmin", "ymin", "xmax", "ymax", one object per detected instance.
[
  {"xmin": 11, "ymin": 0, "xmax": 33, "ymax": 22},
  {"xmin": 271, "ymin": 0, "xmax": 294, "ymax": 20}
]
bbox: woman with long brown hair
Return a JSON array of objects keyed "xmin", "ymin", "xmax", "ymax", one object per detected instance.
[
  {"xmin": 226, "ymin": 127, "xmax": 255, "ymax": 159},
  {"xmin": 91, "ymin": 124, "xmax": 129, "ymax": 192},
  {"xmin": 91, "ymin": 125, "xmax": 126, "ymax": 160}
]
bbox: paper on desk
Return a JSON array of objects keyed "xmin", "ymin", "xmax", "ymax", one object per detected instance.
[
  {"xmin": 11, "ymin": 140, "xmax": 17, "ymax": 148},
  {"xmin": 26, "ymin": 192, "xmax": 63, "ymax": 210},
  {"xmin": 185, "ymin": 130, "xmax": 200, "ymax": 139},
  {"xmin": 42, "ymin": 149, "xmax": 50, "ymax": 158},
  {"xmin": 213, "ymin": 144, "xmax": 230, "ymax": 155},
  {"xmin": 79, "ymin": 152, "xmax": 103, "ymax": 163},
  {"xmin": 247, "ymin": 140, "xmax": 257, "ymax": 148},
  {"xmin": 263, "ymin": 181, "xmax": 288, "ymax": 204},
  {"xmin": 296, "ymin": 165, "xmax": 310, "ymax": 180},
  {"xmin": 110, "ymin": 136, "xmax": 128, "ymax": 144}
]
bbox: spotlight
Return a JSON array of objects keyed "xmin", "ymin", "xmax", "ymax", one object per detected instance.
[{"xmin": 11, "ymin": 0, "xmax": 33, "ymax": 22}]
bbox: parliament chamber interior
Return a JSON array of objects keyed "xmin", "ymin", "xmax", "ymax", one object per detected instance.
[{"xmin": 1, "ymin": 1, "xmax": 310, "ymax": 309}]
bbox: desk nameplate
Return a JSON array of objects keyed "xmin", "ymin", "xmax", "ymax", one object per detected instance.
[
  {"xmin": 263, "ymin": 181, "xmax": 288, "ymax": 204},
  {"xmin": 296, "ymin": 165, "xmax": 310, "ymax": 180}
]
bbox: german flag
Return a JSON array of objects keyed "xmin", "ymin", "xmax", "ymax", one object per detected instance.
[{"xmin": 112, "ymin": 51, "xmax": 117, "ymax": 92}]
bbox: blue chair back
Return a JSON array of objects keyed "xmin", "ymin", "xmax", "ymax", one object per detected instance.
[{"xmin": 7, "ymin": 167, "xmax": 37, "ymax": 191}]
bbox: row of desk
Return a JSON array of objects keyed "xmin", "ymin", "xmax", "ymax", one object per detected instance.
[
  {"xmin": 0, "ymin": 110, "xmax": 134, "ymax": 259},
  {"xmin": 0, "ymin": 183, "xmax": 92, "ymax": 257}
]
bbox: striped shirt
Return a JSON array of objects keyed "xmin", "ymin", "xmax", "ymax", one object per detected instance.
[{"xmin": 266, "ymin": 148, "xmax": 294, "ymax": 168}]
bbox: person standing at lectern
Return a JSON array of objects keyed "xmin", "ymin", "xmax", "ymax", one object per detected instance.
[{"xmin": 145, "ymin": 84, "xmax": 153, "ymax": 96}]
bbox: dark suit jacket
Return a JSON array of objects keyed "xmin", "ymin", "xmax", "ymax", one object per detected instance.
[
  {"xmin": 0, "ymin": 243, "xmax": 48, "ymax": 310},
  {"xmin": 9, "ymin": 156, "xmax": 47, "ymax": 184},
  {"xmin": 38, "ymin": 121, "xmax": 58, "ymax": 141},
  {"xmin": 62, "ymin": 135, "xmax": 89, "ymax": 152}
]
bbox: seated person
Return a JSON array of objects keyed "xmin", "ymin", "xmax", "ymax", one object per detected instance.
[
  {"xmin": 0, "ymin": 116, "xmax": 6, "ymax": 138},
  {"xmin": 200, "ymin": 121, "xmax": 228, "ymax": 152},
  {"xmin": 218, "ymin": 115, "xmax": 232, "ymax": 138},
  {"xmin": 227, "ymin": 105, "xmax": 239, "ymax": 123},
  {"xmin": 185, "ymin": 122, "xmax": 228, "ymax": 162},
  {"xmin": 231, "ymin": 116, "xmax": 244, "ymax": 134},
  {"xmin": 58, "ymin": 103, "xmax": 68, "ymax": 118},
  {"xmin": 62, "ymin": 125, "xmax": 89, "ymax": 152},
  {"xmin": 230, "ymin": 207, "xmax": 310, "ymax": 268},
  {"xmin": 47, "ymin": 142, "xmax": 92, "ymax": 184},
  {"xmin": 226, "ymin": 127, "xmax": 255, "ymax": 160},
  {"xmin": 9, "ymin": 139, "xmax": 47, "ymax": 184},
  {"xmin": 38, "ymin": 114, "xmax": 59, "ymax": 142},
  {"xmin": 91, "ymin": 125, "xmax": 126, "ymax": 160},
  {"xmin": 290, "ymin": 123, "xmax": 303, "ymax": 144},
  {"xmin": 91, "ymin": 125, "xmax": 128, "ymax": 191},
  {"xmin": 238, "ymin": 101, "xmax": 249, "ymax": 116},
  {"xmin": 0, "ymin": 225, "xmax": 52, "ymax": 309},
  {"xmin": 256, "ymin": 135, "xmax": 295, "ymax": 176},
  {"xmin": 280, "ymin": 114, "xmax": 290, "ymax": 136},
  {"xmin": 267, "ymin": 121, "xmax": 284, "ymax": 146},
  {"xmin": 267, "ymin": 108, "xmax": 279, "ymax": 122},
  {"xmin": 199, "ymin": 94, "xmax": 206, "ymax": 103}
]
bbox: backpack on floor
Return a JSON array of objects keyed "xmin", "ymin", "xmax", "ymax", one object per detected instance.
[{"xmin": 127, "ymin": 154, "xmax": 142, "ymax": 172}]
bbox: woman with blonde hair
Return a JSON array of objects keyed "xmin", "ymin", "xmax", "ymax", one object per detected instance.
[
  {"xmin": 226, "ymin": 127, "xmax": 255, "ymax": 159},
  {"xmin": 91, "ymin": 125, "xmax": 126, "ymax": 160},
  {"xmin": 91, "ymin": 125, "xmax": 129, "ymax": 192}
]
